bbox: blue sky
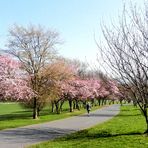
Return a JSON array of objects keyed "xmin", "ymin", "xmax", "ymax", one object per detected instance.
[{"xmin": 0, "ymin": 0, "xmax": 143, "ymax": 64}]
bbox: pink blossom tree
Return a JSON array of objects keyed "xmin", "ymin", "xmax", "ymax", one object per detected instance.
[
  {"xmin": 0, "ymin": 55, "xmax": 35, "ymax": 101},
  {"xmin": 61, "ymin": 79, "xmax": 94, "ymax": 112},
  {"xmin": 46, "ymin": 71, "xmax": 120, "ymax": 114}
]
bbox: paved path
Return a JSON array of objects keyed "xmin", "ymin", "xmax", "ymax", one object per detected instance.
[{"xmin": 0, "ymin": 104, "xmax": 120, "ymax": 148}]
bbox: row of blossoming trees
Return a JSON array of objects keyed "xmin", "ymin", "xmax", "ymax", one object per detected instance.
[
  {"xmin": 0, "ymin": 54, "xmax": 121, "ymax": 117},
  {"xmin": 52, "ymin": 77, "xmax": 120, "ymax": 114},
  {"xmin": 0, "ymin": 24, "xmax": 121, "ymax": 119}
]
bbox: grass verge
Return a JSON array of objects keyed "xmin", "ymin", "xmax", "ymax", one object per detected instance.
[
  {"xmin": 29, "ymin": 105, "xmax": 148, "ymax": 148},
  {"xmin": 0, "ymin": 102, "xmax": 103, "ymax": 130}
]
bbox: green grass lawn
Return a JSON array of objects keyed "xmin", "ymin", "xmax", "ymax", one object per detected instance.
[
  {"xmin": 29, "ymin": 105, "xmax": 148, "ymax": 148},
  {"xmin": 0, "ymin": 102, "xmax": 103, "ymax": 130}
]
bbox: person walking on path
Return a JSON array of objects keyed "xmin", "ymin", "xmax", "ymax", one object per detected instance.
[{"xmin": 86, "ymin": 102, "xmax": 91, "ymax": 115}]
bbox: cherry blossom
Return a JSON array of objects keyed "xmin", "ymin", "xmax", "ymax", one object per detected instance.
[{"xmin": 0, "ymin": 55, "xmax": 35, "ymax": 101}]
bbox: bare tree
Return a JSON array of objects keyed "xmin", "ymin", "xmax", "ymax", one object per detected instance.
[
  {"xmin": 6, "ymin": 24, "xmax": 61, "ymax": 119},
  {"xmin": 97, "ymin": 2, "xmax": 148, "ymax": 133}
]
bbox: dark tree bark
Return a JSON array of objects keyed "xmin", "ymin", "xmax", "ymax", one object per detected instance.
[
  {"xmin": 69, "ymin": 100, "xmax": 73, "ymax": 112},
  {"xmin": 33, "ymin": 97, "xmax": 38, "ymax": 119},
  {"xmin": 51, "ymin": 101, "xmax": 55, "ymax": 113}
]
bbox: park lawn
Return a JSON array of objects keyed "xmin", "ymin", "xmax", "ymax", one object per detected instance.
[
  {"xmin": 0, "ymin": 102, "xmax": 103, "ymax": 130},
  {"xmin": 29, "ymin": 105, "xmax": 148, "ymax": 148}
]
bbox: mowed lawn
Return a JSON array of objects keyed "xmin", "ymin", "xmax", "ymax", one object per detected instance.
[
  {"xmin": 29, "ymin": 105, "xmax": 148, "ymax": 148},
  {"xmin": 0, "ymin": 102, "xmax": 102, "ymax": 130}
]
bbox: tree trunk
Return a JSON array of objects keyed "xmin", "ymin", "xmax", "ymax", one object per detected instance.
[
  {"xmin": 33, "ymin": 97, "xmax": 38, "ymax": 119},
  {"xmin": 98, "ymin": 99, "xmax": 101, "ymax": 106},
  {"xmin": 73, "ymin": 101, "xmax": 76, "ymax": 109},
  {"xmin": 109, "ymin": 100, "xmax": 111, "ymax": 105},
  {"xmin": 120, "ymin": 100, "xmax": 123, "ymax": 106},
  {"xmin": 76, "ymin": 100, "xmax": 80, "ymax": 110},
  {"xmin": 55, "ymin": 101, "xmax": 60, "ymax": 114},
  {"xmin": 59, "ymin": 101, "xmax": 64, "ymax": 113},
  {"xmin": 112, "ymin": 100, "xmax": 114, "ymax": 104},
  {"xmin": 69, "ymin": 100, "xmax": 73, "ymax": 112},
  {"xmin": 51, "ymin": 101, "xmax": 54, "ymax": 113},
  {"xmin": 144, "ymin": 122, "xmax": 148, "ymax": 134},
  {"xmin": 101, "ymin": 99, "xmax": 104, "ymax": 105},
  {"xmin": 104, "ymin": 100, "xmax": 107, "ymax": 105},
  {"xmin": 83, "ymin": 101, "xmax": 86, "ymax": 108}
]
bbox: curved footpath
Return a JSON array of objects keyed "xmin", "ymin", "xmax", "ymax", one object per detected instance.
[{"xmin": 0, "ymin": 104, "xmax": 120, "ymax": 148}]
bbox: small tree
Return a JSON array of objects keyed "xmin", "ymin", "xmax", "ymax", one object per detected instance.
[{"xmin": 40, "ymin": 59, "xmax": 76, "ymax": 114}]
